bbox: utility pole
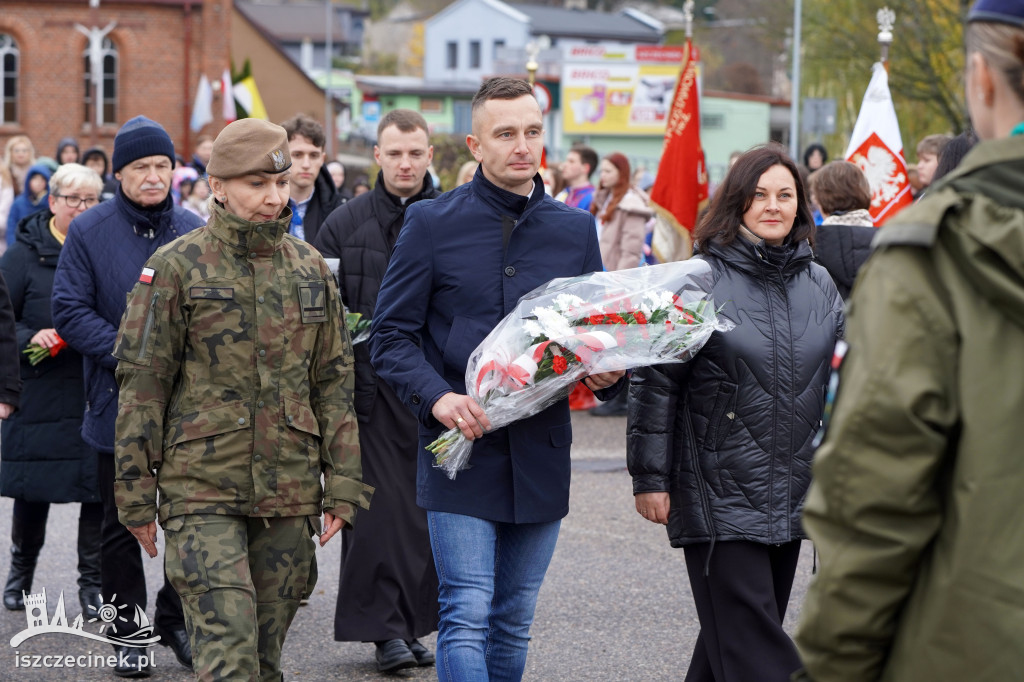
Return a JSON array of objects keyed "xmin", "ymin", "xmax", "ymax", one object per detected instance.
[{"xmin": 788, "ymin": 0, "xmax": 802, "ymax": 160}]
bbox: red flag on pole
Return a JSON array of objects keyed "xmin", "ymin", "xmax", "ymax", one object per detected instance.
[
  {"xmin": 650, "ymin": 39, "xmax": 708, "ymax": 262},
  {"xmin": 844, "ymin": 62, "xmax": 912, "ymax": 225}
]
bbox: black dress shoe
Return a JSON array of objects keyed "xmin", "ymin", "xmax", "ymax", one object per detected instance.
[
  {"xmin": 79, "ymin": 587, "xmax": 102, "ymax": 617},
  {"xmin": 374, "ymin": 639, "xmax": 417, "ymax": 673},
  {"xmin": 408, "ymin": 639, "xmax": 435, "ymax": 666},
  {"xmin": 3, "ymin": 589, "xmax": 24, "ymax": 611},
  {"xmin": 153, "ymin": 624, "xmax": 193, "ymax": 670},
  {"xmin": 112, "ymin": 646, "xmax": 152, "ymax": 678}
]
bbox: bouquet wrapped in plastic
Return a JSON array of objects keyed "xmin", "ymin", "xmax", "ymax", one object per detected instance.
[{"xmin": 429, "ymin": 259, "xmax": 733, "ymax": 478}]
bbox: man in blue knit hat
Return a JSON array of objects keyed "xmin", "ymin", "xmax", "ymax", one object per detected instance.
[{"xmin": 52, "ymin": 115, "xmax": 202, "ymax": 678}]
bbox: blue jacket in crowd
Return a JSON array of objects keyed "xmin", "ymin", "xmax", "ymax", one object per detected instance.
[
  {"xmin": 6, "ymin": 164, "xmax": 52, "ymax": 245},
  {"xmin": 370, "ymin": 169, "xmax": 615, "ymax": 524},
  {"xmin": 51, "ymin": 187, "xmax": 204, "ymax": 453}
]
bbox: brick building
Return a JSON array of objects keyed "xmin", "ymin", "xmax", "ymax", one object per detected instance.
[{"xmin": 0, "ymin": 0, "xmax": 233, "ymax": 165}]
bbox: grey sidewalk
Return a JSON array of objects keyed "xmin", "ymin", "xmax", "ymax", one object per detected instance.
[{"xmin": 0, "ymin": 412, "xmax": 813, "ymax": 680}]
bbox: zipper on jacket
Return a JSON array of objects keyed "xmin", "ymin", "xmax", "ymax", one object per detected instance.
[
  {"xmin": 138, "ymin": 291, "xmax": 160, "ymax": 362},
  {"xmin": 684, "ymin": 398, "xmax": 717, "ymax": 575}
]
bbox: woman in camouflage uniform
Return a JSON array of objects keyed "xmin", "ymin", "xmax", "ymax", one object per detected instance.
[{"xmin": 113, "ymin": 119, "xmax": 370, "ymax": 681}]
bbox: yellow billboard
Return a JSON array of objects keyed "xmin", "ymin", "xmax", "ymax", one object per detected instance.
[{"xmin": 562, "ymin": 45, "xmax": 686, "ymax": 136}]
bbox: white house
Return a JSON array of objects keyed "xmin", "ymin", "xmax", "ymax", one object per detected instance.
[{"xmin": 424, "ymin": 0, "xmax": 663, "ymax": 83}]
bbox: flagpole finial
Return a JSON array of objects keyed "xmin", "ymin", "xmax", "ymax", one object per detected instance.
[
  {"xmin": 877, "ymin": 7, "xmax": 895, "ymax": 65},
  {"xmin": 683, "ymin": 0, "xmax": 695, "ymax": 39}
]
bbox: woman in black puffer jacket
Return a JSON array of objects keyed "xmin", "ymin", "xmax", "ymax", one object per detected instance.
[{"xmin": 627, "ymin": 144, "xmax": 844, "ymax": 682}]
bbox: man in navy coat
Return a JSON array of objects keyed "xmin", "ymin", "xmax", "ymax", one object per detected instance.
[{"xmin": 370, "ymin": 77, "xmax": 624, "ymax": 681}]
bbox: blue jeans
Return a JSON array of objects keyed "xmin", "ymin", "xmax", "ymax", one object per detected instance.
[{"xmin": 428, "ymin": 511, "xmax": 561, "ymax": 682}]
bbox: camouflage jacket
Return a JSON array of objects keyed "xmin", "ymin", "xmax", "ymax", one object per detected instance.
[{"xmin": 113, "ymin": 201, "xmax": 371, "ymax": 528}]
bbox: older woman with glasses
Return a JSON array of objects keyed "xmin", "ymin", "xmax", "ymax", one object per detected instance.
[{"xmin": 0, "ymin": 163, "xmax": 104, "ymax": 616}]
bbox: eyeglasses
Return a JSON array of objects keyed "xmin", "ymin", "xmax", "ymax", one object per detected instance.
[{"xmin": 55, "ymin": 194, "xmax": 99, "ymax": 209}]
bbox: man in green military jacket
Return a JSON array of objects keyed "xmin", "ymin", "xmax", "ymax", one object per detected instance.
[
  {"xmin": 795, "ymin": 3, "xmax": 1024, "ymax": 679},
  {"xmin": 113, "ymin": 118, "xmax": 371, "ymax": 681}
]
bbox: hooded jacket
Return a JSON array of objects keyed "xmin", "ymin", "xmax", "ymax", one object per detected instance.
[
  {"xmin": 0, "ymin": 209, "xmax": 97, "ymax": 503},
  {"xmin": 796, "ymin": 136, "xmax": 1024, "ymax": 681},
  {"xmin": 55, "ymin": 137, "xmax": 80, "ymax": 165},
  {"xmin": 6, "ymin": 164, "xmax": 51, "ymax": 245},
  {"xmin": 81, "ymin": 147, "xmax": 118, "ymax": 202},
  {"xmin": 627, "ymin": 235, "xmax": 844, "ymax": 547},
  {"xmin": 51, "ymin": 187, "xmax": 204, "ymax": 454},
  {"xmin": 313, "ymin": 171, "xmax": 439, "ymax": 422}
]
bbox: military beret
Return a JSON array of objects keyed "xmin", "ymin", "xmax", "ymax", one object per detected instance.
[
  {"xmin": 968, "ymin": 0, "xmax": 1024, "ymax": 26},
  {"xmin": 206, "ymin": 119, "xmax": 292, "ymax": 179}
]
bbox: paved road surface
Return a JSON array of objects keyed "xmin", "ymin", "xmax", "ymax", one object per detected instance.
[{"xmin": 0, "ymin": 412, "xmax": 813, "ymax": 680}]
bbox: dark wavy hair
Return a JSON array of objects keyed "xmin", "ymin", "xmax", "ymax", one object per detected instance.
[{"xmin": 694, "ymin": 143, "xmax": 814, "ymax": 249}]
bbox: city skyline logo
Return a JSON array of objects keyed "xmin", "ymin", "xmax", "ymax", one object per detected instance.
[{"xmin": 10, "ymin": 588, "xmax": 161, "ymax": 648}]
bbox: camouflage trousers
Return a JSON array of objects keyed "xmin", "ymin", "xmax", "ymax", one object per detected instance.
[{"xmin": 162, "ymin": 514, "xmax": 319, "ymax": 681}]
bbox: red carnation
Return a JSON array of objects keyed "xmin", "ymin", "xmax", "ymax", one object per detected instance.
[
  {"xmin": 552, "ymin": 355, "xmax": 568, "ymax": 375},
  {"xmin": 634, "ymin": 312, "xmax": 648, "ymax": 324},
  {"xmin": 588, "ymin": 315, "xmax": 605, "ymax": 325}
]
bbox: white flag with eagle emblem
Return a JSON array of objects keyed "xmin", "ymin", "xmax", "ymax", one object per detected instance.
[{"xmin": 844, "ymin": 62, "xmax": 913, "ymax": 225}]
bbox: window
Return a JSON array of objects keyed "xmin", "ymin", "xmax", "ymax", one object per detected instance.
[
  {"xmin": 0, "ymin": 34, "xmax": 18, "ymax": 124},
  {"xmin": 420, "ymin": 98, "xmax": 443, "ymax": 114},
  {"xmin": 446, "ymin": 41, "xmax": 457, "ymax": 70},
  {"xmin": 493, "ymin": 39, "xmax": 505, "ymax": 60},
  {"xmin": 83, "ymin": 37, "xmax": 118, "ymax": 126},
  {"xmin": 469, "ymin": 41, "xmax": 481, "ymax": 69},
  {"xmin": 701, "ymin": 113, "xmax": 725, "ymax": 130}
]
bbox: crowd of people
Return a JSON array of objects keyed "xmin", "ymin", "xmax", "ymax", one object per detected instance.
[{"xmin": 0, "ymin": 2, "xmax": 1020, "ymax": 680}]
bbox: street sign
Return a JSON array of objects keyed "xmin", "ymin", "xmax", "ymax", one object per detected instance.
[{"xmin": 802, "ymin": 97, "xmax": 836, "ymax": 135}]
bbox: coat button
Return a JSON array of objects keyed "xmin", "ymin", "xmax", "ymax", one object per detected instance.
[
  {"xmin": 258, "ymin": 400, "xmax": 265, "ymax": 408},
  {"xmin": 259, "ymin": 349, "xmax": 266, "ymax": 357},
  {"xmin": 250, "ymin": 251, "xmax": 257, "ymax": 258},
  {"xmin": 504, "ymin": 265, "xmax": 516, "ymax": 277},
  {"xmin": 254, "ymin": 454, "xmax": 261, "ymax": 462},
  {"xmin": 258, "ymin": 295, "xmax": 265, "ymax": 303},
  {"xmin": 253, "ymin": 506, "xmax": 260, "ymax": 513},
  {"xmin": 411, "ymin": 394, "xmax": 421, "ymax": 404},
  {"xmin": 287, "ymin": 415, "xmax": 293, "ymax": 424},
  {"xmin": 237, "ymin": 417, "xmax": 245, "ymax": 425}
]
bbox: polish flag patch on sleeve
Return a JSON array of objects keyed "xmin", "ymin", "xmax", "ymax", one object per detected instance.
[{"xmin": 139, "ymin": 267, "xmax": 156, "ymax": 285}]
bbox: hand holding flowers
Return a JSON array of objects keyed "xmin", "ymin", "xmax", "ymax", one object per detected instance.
[
  {"xmin": 428, "ymin": 260, "xmax": 734, "ymax": 478},
  {"xmin": 23, "ymin": 329, "xmax": 67, "ymax": 366}
]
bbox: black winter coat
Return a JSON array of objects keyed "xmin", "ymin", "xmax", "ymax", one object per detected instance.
[
  {"xmin": 302, "ymin": 165, "xmax": 347, "ymax": 245},
  {"xmin": 0, "ymin": 210, "xmax": 97, "ymax": 502},
  {"xmin": 0, "ymin": 267, "xmax": 19, "ymax": 409},
  {"xmin": 813, "ymin": 222, "xmax": 875, "ymax": 300},
  {"xmin": 628, "ymin": 236, "xmax": 843, "ymax": 547},
  {"xmin": 313, "ymin": 172, "xmax": 439, "ymax": 422}
]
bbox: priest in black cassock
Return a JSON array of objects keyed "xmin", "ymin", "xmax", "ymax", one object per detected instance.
[{"xmin": 313, "ymin": 109, "xmax": 441, "ymax": 674}]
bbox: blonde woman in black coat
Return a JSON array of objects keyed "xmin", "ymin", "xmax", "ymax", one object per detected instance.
[{"xmin": 0, "ymin": 163, "xmax": 102, "ymax": 615}]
